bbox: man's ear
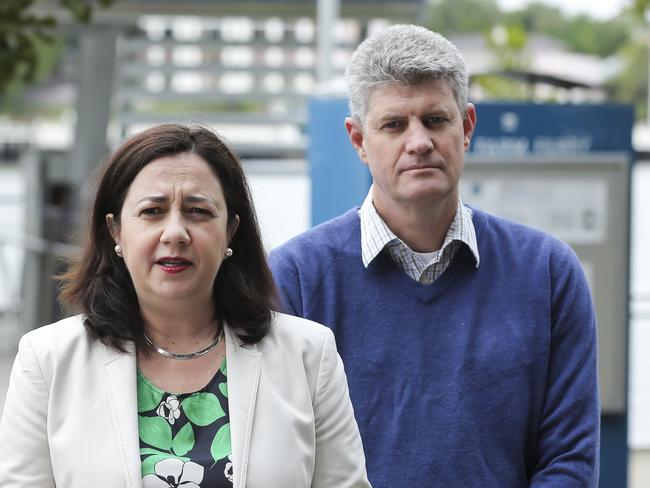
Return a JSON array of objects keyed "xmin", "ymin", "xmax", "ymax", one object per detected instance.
[
  {"xmin": 106, "ymin": 213, "xmax": 120, "ymax": 241},
  {"xmin": 463, "ymin": 103, "xmax": 477, "ymax": 151},
  {"xmin": 345, "ymin": 117, "xmax": 368, "ymax": 164}
]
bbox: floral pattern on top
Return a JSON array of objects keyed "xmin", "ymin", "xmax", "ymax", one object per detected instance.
[
  {"xmin": 156, "ymin": 395, "xmax": 181, "ymax": 425},
  {"xmin": 138, "ymin": 358, "xmax": 232, "ymax": 488},
  {"xmin": 143, "ymin": 458, "xmax": 204, "ymax": 487}
]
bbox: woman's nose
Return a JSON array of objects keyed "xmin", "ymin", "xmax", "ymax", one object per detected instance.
[{"xmin": 160, "ymin": 211, "xmax": 190, "ymax": 245}]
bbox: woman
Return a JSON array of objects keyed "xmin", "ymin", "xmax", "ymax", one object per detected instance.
[{"xmin": 0, "ymin": 124, "xmax": 370, "ymax": 488}]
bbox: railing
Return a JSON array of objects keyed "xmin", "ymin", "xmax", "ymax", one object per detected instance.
[
  {"xmin": 0, "ymin": 233, "xmax": 77, "ymax": 352},
  {"xmin": 0, "ymin": 233, "xmax": 77, "ymax": 258}
]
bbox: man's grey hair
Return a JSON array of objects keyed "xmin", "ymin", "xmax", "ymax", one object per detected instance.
[{"xmin": 345, "ymin": 24, "xmax": 469, "ymax": 124}]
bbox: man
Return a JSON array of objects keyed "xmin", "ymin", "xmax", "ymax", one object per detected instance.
[{"xmin": 270, "ymin": 24, "xmax": 599, "ymax": 487}]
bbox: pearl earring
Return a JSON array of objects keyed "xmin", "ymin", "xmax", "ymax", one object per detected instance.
[
  {"xmin": 225, "ymin": 248, "xmax": 233, "ymax": 258},
  {"xmin": 114, "ymin": 244, "xmax": 123, "ymax": 257}
]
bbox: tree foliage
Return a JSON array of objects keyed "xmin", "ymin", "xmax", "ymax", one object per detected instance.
[
  {"xmin": 428, "ymin": 0, "xmax": 501, "ymax": 36},
  {"xmin": 486, "ymin": 24, "xmax": 529, "ymax": 70},
  {"xmin": 562, "ymin": 15, "xmax": 629, "ymax": 57},
  {"xmin": 633, "ymin": 0, "xmax": 650, "ymax": 16},
  {"xmin": 607, "ymin": 40, "xmax": 649, "ymax": 120},
  {"xmin": 476, "ymin": 24, "xmax": 531, "ymax": 100},
  {"xmin": 502, "ymin": 2, "xmax": 564, "ymax": 37},
  {"xmin": 504, "ymin": 3, "xmax": 629, "ymax": 57},
  {"xmin": 425, "ymin": 0, "xmax": 645, "ymax": 115},
  {"xmin": 427, "ymin": 0, "xmax": 630, "ymax": 57},
  {"xmin": 0, "ymin": 0, "xmax": 113, "ymax": 94}
]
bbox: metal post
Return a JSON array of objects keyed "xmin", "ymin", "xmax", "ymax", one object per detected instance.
[
  {"xmin": 19, "ymin": 149, "xmax": 45, "ymax": 334},
  {"xmin": 316, "ymin": 0, "xmax": 340, "ymax": 84},
  {"xmin": 69, "ymin": 25, "xmax": 118, "ymax": 194}
]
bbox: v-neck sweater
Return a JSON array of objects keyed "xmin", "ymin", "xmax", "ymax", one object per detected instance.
[{"xmin": 269, "ymin": 207, "xmax": 599, "ymax": 488}]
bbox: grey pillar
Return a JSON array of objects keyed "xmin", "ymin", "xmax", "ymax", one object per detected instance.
[
  {"xmin": 316, "ymin": 0, "xmax": 340, "ymax": 84},
  {"xmin": 69, "ymin": 25, "xmax": 118, "ymax": 192}
]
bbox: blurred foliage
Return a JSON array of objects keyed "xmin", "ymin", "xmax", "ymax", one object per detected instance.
[
  {"xmin": 607, "ymin": 41, "xmax": 649, "ymax": 120},
  {"xmin": 633, "ymin": 0, "xmax": 650, "ymax": 16},
  {"xmin": 0, "ymin": 34, "xmax": 64, "ymax": 107},
  {"xmin": 0, "ymin": 0, "xmax": 113, "ymax": 95},
  {"xmin": 503, "ymin": 3, "xmax": 629, "ymax": 57},
  {"xmin": 147, "ymin": 99, "xmax": 266, "ymax": 116},
  {"xmin": 472, "ymin": 74, "xmax": 530, "ymax": 100},
  {"xmin": 428, "ymin": 0, "xmax": 629, "ymax": 57},
  {"xmin": 478, "ymin": 24, "xmax": 530, "ymax": 100},
  {"xmin": 486, "ymin": 24, "xmax": 529, "ymax": 70},
  {"xmin": 428, "ymin": 0, "xmax": 501, "ymax": 35},
  {"xmin": 137, "ymin": 100, "xmax": 267, "ymax": 114},
  {"xmin": 426, "ymin": 0, "xmax": 650, "ymax": 117},
  {"xmin": 561, "ymin": 15, "xmax": 628, "ymax": 57}
]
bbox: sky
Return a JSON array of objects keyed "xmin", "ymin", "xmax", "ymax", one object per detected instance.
[{"xmin": 496, "ymin": 0, "xmax": 629, "ymax": 20}]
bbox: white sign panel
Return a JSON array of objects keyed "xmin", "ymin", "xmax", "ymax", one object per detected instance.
[{"xmin": 461, "ymin": 178, "xmax": 609, "ymax": 245}]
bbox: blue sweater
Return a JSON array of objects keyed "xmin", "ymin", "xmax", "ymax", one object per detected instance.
[{"xmin": 269, "ymin": 207, "xmax": 599, "ymax": 488}]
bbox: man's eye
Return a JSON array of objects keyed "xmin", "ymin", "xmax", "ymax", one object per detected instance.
[
  {"xmin": 424, "ymin": 116, "xmax": 447, "ymax": 126},
  {"xmin": 382, "ymin": 121, "xmax": 403, "ymax": 130},
  {"xmin": 140, "ymin": 207, "xmax": 162, "ymax": 215}
]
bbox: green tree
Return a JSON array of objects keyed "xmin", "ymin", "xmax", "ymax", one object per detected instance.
[
  {"xmin": 563, "ymin": 15, "xmax": 628, "ymax": 57},
  {"xmin": 504, "ymin": 2, "xmax": 629, "ymax": 57},
  {"xmin": 633, "ymin": 0, "xmax": 650, "ymax": 16},
  {"xmin": 0, "ymin": 0, "xmax": 112, "ymax": 95},
  {"xmin": 475, "ymin": 23, "xmax": 531, "ymax": 101},
  {"xmin": 486, "ymin": 24, "xmax": 528, "ymax": 70},
  {"xmin": 428, "ymin": 0, "xmax": 502, "ymax": 36},
  {"xmin": 426, "ymin": 0, "xmax": 640, "ymax": 113},
  {"xmin": 600, "ymin": 1, "xmax": 650, "ymax": 120},
  {"xmin": 607, "ymin": 41, "xmax": 649, "ymax": 119},
  {"xmin": 503, "ymin": 1, "xmax": 565, "ymax": 37}
]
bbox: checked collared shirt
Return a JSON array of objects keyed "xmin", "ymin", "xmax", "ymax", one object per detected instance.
[{"xmin": 358, "ymin": 188, "xmax": 480, "ymax": 285}]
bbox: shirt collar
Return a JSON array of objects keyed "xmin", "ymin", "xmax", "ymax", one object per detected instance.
[{"xmin": 358, "ymin": 186, "xmax": 480, "ymax": 268}]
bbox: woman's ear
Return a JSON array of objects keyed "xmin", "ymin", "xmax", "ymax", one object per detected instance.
[
  {"xmin": 228, "ymin": 214, "xmax": 240, "ymax": 242},
  {"xmin": 106, "ymin": 213, "xmax": 120, "ymax": 241}
]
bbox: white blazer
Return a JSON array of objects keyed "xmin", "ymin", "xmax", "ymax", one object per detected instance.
[{"xmin": 0, "ymin": 313, "xmax": 370, "ymax": 488}]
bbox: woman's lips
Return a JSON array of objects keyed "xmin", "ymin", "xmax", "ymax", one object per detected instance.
[{"xmin": 156, "ymin": 258, "xmax": 193, "ymax": 274}]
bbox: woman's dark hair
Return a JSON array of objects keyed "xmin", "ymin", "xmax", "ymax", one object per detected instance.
[{"xmin": 58, "ymin": 124, "xmax": 277, "ymax": 351}]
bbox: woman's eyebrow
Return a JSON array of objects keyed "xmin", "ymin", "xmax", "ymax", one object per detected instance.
[
  {"xmin": 185, "ymin": 195, "xmax": 217, "ymax": 206},
  {"xmin": 136, "ymin": 195, "xmax": 167, "ymax": 205}
]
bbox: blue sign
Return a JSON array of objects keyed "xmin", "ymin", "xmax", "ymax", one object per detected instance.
[
  {"xmin": 469, "ymin": 103, "xmax": 633, "ymax": 156},
  {"xmin": 309, "ymin": 98, "xmax": 371, "ymax": 226}
]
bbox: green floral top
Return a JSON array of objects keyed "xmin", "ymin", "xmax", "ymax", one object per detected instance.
[{"xmin": 137, "ymin": 358, "xmax": 232, "ymax": 487}]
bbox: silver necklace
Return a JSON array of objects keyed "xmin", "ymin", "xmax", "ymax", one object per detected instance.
[{"xmin": 143, "ymin": 329, "xmax": 224, "ymax": 360}]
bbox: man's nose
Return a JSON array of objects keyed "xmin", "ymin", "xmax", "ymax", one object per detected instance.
[
  {"xmin": 405, "ymin": 121, "xmax": 434, "ymax": 155},
  {"xmin": 160, "ymin": 211, "xmax": 191, "ymax": 245}
]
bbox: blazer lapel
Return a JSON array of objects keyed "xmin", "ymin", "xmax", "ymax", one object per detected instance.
[
  {"xmin": 225, "ymin": 326, "xmax": 262, "ymax": 488},
  {"xmin": 103, "ymin": 344, "xmax": 142, "ymax": 488}
]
